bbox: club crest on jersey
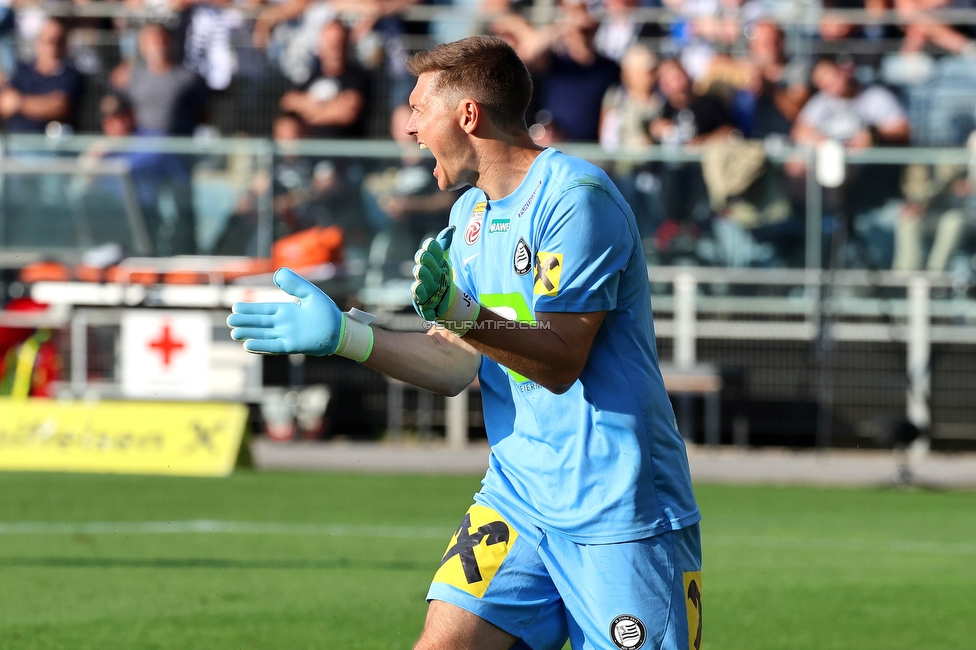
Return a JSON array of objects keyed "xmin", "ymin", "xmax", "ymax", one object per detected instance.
[
  {"xmin": 610, "ymin": 615, "xmax": 646, "ymax": 650},
  {"xmin": 465, "ymin": 202, "xmax": 487, "ymax": 245},
  {"xmin": 513, "ymin": 238, "xmax": 531, "ymax": 275}
]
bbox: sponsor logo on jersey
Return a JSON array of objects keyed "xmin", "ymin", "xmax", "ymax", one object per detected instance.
[
  {"xmin": 489, "ymin": 218, "xmax": 510, "ymax": 234},
  {"xmin": 517, "ymin": 180, "xmax": 542, "ymax": 218},
  {"xmin": 513, "ymin": 238, "xmax": 531, "ymax": 275},
  {"xmin": 465, "ymin": 206, "xmax": 486, "ymax": 245},
  {"xmin": 533, "ymin": 252, "xmax": 563, "ymax": 296},
  {"xmin": 610, "ymin": 615, "xmax": 647, "ymax": 650},
  {"xmin": 685, "ymin": 571, "xmax": 703, "ymax": 650},
  {"xmin": 431, "ymin": 505, "xmax": 519, "ymax": 598}
]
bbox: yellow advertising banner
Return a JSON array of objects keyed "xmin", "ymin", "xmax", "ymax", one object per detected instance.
[{"xmin": 0, "ymin": 399, "xmax": 248, "ymax": 477}]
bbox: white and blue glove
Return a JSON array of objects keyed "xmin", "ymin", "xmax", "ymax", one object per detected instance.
[
  {"xmin": 411, "ymin": 226, "xmax": 480, "ymax": 336},
  {"xmin": 227, "ymin": 267, "xmax": 374, "ymax": 362}
]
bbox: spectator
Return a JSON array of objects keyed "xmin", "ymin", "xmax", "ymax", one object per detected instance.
[
  {"xmin": 793, "ymin": 59, "xmax": 912, "ymax": 269},
  {"xmin": 425, "ymin": 0, "xmax": 490, "ymax": 45},
  {"xmin": 361, "ymin": 103, "xmax": 461, "ymax": 285},
  {"xmin": 253, "ymin": 0, "xmax": 338, "ymax": 85},
  {"xmin": 650, "ymin": 58, "xmax": 736, "ymax": 145},
  {"xmin": 115, "ymin": 23, "xmax": 208, "ymax": 136},
  {"xmin": 109, "ymin": 24, "xmax": 205, "ymax": 255},
  {"xmin": 699, "ymin": 20, "xmax": 810, "ymax": 139},
  {"xmin": 792, "ymin": 58, "xmax": 910, "ymax": 148},
  {"xmin": 213, "ymin": 111, "xmax": 345, "ymax": 255},
  {"xmin": 684, "ymin": 38, "xmax": 806, "ymax": 268},
  {"xmin": 73, "ymin": 93, "xmax": 198, "ymax": 255},
  {"xmin": 645, "ymin": 58, "xmax": 737, "ymax": 263},
  {"xmin": 664, "ymin": 0, "xmax": 766, "ymax": 81},
  {"xmin": 362, "ymin": 104, "xmax": 459, "ymax": 249},
  {"xmin": 893, "ymin": 162, "xmax": 973, "ymax": 271},
  {"xmin": 819, "ymin": 0, "xmax": 904, "ymax": 67},
  {"xmin": 593, "ymin": 0, "xmax": 665, "ymax": 64},
  {"xmin": 896, "ymin": 0, "xmax": 976, "ymax": 55},
  {"xmin": 600, "ymin": 44, "xmax": 666, "ymax": 239},
  {"xmin": 600, "ymin": 43, "xmax": 664, "ymax": 151},
  {"xmin": 342, "ymin": 0, "xmax": 423, "ymax": 111},
  {"xmin": 171, "ymin": 0, "xmax": 241, "ymax": 92},
  {"xmin": 97, "ymin": 93, "xmax": 136, "ymax": 138},
  {"xmin": 492, "ymin": 2, "xmax": 620, "ymax": 142},
  {"xmin": 744, "ymin": 21, "xmax": 810, "ymax": 139},
  {"xmin": 278, "ymin": 19, "xmax": 369, "ymax": 138},
  {"xmin": 0, "ymin": 18, "xmax": 83, "ymax": 134}
]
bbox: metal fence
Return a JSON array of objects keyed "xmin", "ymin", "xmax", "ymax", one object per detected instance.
[
  {"xmin": 2, "ymin": 136, "xmax": 976, "ymax": 448},
  {"xmin": 14, "ymin": 1, "xmax": 976, "ymax": 141}
]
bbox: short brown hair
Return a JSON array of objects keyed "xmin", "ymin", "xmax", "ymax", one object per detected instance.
[{"xmin": 406, "ymin": 36, "xmax": 532, "ymax": 135}]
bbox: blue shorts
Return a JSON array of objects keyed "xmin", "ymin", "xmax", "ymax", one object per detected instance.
[{"xmin": 426, "ymin": 498, "xmax": 703, "ymax": 650}]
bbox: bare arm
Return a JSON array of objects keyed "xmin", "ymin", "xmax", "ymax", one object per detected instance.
[
  {"xmin": 253, "ymin": 0, "xmax": 312, "ymax": 49},
  {"xmin": 368, "ymin": 308, "xmax": 604, "ymax": 396},
  {"xmin": 294, "ymin": 90, "xmax": 364, "ymax": 126},
  {"xmin": 772, "ymin": 84, "xmax": 811, "ymax": 124},
  {"xmin": 846, "ymin": 117, "xmax": 911, "ymax": 149},
  {"xmin": 19, "ymin": 91, "xmax": 71, "ymax": 121},
  {"xmin": 366, "ymin": 327, "xmax": 482, "ymax": 396},
  {"xmin": 0, "ymin": 88, "xmax": 71, "ymax": 122},
  {"xmin": 649, "ymin": 117, "xmax": 674, "ymax": 143},
  {"xmin": 461, "ymin": 309, "xmax": 605, "ymax": 395},
  {"xmin": 489, "ymin": 13, "xmax": 556, "ymax": 71},
  {"xmin": 791, "ymin": 117, "xmax": 825, "ymax": 146},
  {"xmin": 875, "ymin": 118, "xmax": 911, "ymax": 145},
  {"xmin": 690, "ymin": 124, "xmax": 736, "ymax": 146}
]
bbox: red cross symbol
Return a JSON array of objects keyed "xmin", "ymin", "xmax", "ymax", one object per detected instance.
[{"xmin": 148, "ymin": 322, "xmax": 185, "ymax": 367}]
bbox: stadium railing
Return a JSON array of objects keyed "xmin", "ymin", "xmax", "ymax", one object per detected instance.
[
  {"xmin": 2, "ymin": 134, "xmax": 975, "ymax": 449},
  {"xmin": 18, "ymin": 2, "xmax": 976, "ymax": 137}
]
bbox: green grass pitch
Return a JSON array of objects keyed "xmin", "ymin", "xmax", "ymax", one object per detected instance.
[{"xmin": 1, "ymin": 470, "xmax": 974, "ymax": 649}]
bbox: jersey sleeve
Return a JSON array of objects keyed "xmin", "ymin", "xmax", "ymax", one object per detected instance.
[{"xmin": 531, "ymin": 183, "xmax": 635, "ymax": 314}]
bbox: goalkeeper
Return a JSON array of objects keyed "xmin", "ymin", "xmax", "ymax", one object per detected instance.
[{"xmin": 228, "ymin": 36, "xmax": 702, "ymax": 650}]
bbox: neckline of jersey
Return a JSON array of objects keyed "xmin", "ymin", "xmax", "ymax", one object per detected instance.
[{"xmin": 483, "ymin": 147, "xmax": 556, "ymax": 213}]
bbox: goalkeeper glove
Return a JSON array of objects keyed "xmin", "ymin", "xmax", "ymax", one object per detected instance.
[
  {"xmin": 227, "ymin": 267, "xmax": 374, "ymax": 361},
  {"xmin": 411, "ymin": 226, "xmax": 480, "ymax": 336}
]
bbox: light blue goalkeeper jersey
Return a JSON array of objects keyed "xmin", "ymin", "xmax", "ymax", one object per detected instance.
[{"xmin": 448, "ymin": 147, "xmax": 700, "ymax": 544}]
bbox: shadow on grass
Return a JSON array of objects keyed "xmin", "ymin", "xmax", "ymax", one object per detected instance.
[{"xmin": 0, "ymin": 556, "xmax": 433, "ymax": 571}]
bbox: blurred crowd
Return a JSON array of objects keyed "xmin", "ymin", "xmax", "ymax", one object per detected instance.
[{"xmin": 1, "ymin": 0, "xmax": 976, "ymax": 274}]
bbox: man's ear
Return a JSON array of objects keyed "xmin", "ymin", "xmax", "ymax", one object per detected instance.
[{"xmin": 458, "ymin": 97, "xmax": 480, "ymax": 134}]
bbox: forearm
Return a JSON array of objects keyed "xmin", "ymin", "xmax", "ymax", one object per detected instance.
[
  {"xmin": 461, "ymin": 309, "xmax": 603, "ymax": 394},
  {"xmin": 876, "ymin": 120, "xmax": 911, "ymax": 145},
  {"xmin": 410, "ymin": 227, "xmax": 602, "ymax": 394},
  {"xmin": 791, "ymin": 120, "xmax": 824, "ymax": 146},
  {"xmin": 258, "ymin": 0, "xmax": 310, "ymax": 30},
  {"xmin": 690, "ymin": 125, "xmax": 736, "ymax": 146},
  {"xmin": 366, "ymin": 327, "xmax": 481, "ymax": 396},
  {"xmin": 492, "ymin": 15, "xmax": 555, "ymax": 68},
  {"xmin": 301, "ymin": 92, "xmax": 364, "ymax": 127},
  {"xmin": 18, "ymin": 92, "xmax": 71, "ymax": 122},
  {"xmin": 773, "ymin": 86, "xmax": 810, "ymax": 123}
]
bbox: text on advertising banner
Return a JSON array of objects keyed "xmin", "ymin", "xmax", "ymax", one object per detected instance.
[{"xmin": 0, "ymin": 399, "xmax": 248, "ymax": 477}]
